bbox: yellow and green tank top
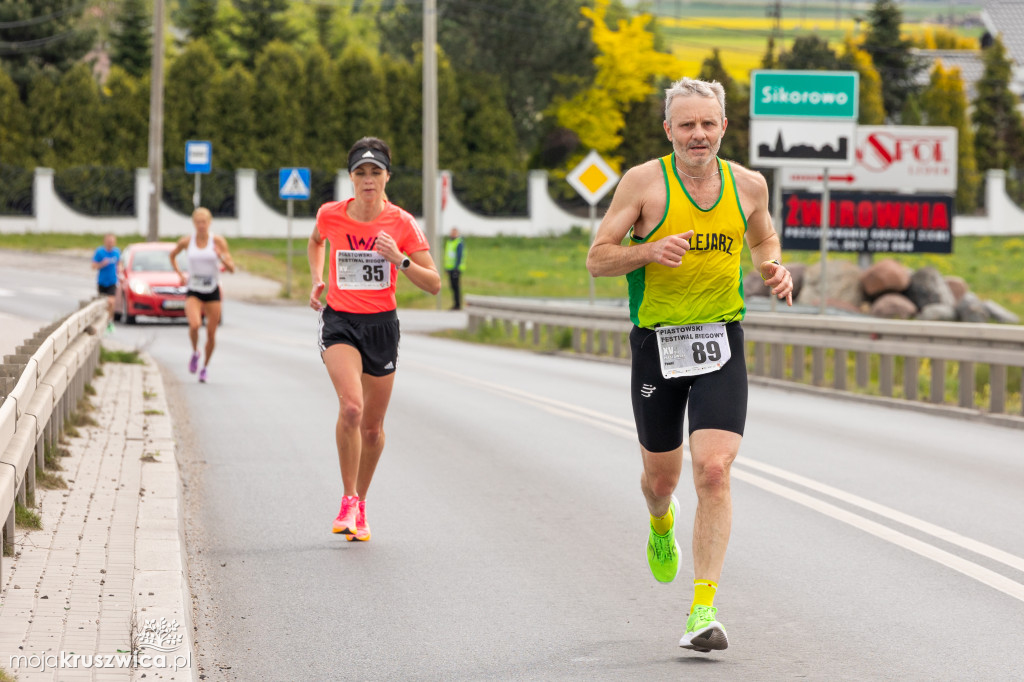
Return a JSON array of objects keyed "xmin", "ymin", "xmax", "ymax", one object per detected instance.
[{"xmin": 626, "ymin": 154, "xmax": 748, "ymax": 328}]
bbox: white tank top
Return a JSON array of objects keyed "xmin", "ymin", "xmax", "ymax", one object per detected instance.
[{"xmin": 187, "ymin": 232, "xmax": 220, "ymax": 294}]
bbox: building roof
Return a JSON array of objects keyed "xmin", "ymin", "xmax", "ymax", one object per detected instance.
[
  {"xmin": 912, "ymin": 49, "xmax": 986, "ymax": 102},
  {"xmin": 982, "ymin": 1, "xmax": 1024, "ymax": 74}
]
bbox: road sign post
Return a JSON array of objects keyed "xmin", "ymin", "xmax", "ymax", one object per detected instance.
[
  {"xmin": 279, "ymin": 167, "xmax": 312, "ymax": 298},
  {"xmin": 185, "ymin": 141, "xmax": 212, "ymax": 210},
  {"xmin": 749, "ymin": 70, "xmax": 858, "ymax": 315},
  {"xmin": 567, "ymin": 151, "xmax": 619, "ymax": 304}
]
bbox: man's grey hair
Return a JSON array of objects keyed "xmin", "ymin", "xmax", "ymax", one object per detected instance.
[{"xmin": 664, "ymin": 77, "xmax": 726, "ymax": 123}]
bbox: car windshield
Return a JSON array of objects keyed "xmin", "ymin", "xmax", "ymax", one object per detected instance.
[{"xmin": 131, "ymin": 250, "xmax": 187, "ymax": 272}]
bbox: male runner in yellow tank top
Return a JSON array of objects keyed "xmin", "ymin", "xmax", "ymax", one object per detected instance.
[{"xmin": 587, "ymin": 77, "xmax": 793, "ymax": 652}]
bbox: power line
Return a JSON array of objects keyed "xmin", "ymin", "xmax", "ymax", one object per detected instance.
[{"xmin": 0, "ymin": 1, "xmax": 93, "ymax": 29}]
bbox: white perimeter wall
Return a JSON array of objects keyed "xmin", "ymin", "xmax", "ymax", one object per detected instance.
[{"xmin": 2, "ymin": 167, "xmax": 1022, "ymax": 238}]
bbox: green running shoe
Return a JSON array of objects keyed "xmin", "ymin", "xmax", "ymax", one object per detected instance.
[
  {"xmin": 679, "ymin": 604, "xmax": 729, "ymax": 652},
  {"xmin": 646, "ymin": 495, "xmax": 680, "ymax": 583}
]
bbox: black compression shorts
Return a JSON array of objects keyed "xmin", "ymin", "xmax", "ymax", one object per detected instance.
[
  {"xmin": 629, "ymin": 321, "xmax": 748, "ymax": 452},
  {"xmin": 317, "ymin": 307, "xmax": 400, "ymax": 377},
  {"xmin": 187, "ymin": 287, "xmax": 221, "ymax": 302}
]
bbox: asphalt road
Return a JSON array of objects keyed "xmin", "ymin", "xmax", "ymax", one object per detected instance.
[{"xmin": 3, "ymin": 252, "xmax": 1024, "ymax": 680}]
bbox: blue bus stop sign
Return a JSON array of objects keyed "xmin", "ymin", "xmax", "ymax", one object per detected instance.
[
  {"xmin": 279, "ymin": 168, "xmax": 311, "ymax": 200},
  {"xmin": 185, "ymin": 141, "xmax": 212, "ymax": 174}
]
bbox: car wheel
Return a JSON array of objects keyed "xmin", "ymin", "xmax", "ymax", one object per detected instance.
[{"xmin": 123, "ymin": 294, "xmax": 137, "ymax": 325}]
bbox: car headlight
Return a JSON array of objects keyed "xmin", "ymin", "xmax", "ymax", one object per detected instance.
[{"xmin": 128, "ymin": 278, "xmax": 151, "ymax": 295}]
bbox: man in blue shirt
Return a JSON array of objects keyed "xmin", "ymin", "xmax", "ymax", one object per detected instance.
[{"xmin": 92, "ymin": 233, "xmax": 120, "ymax": 333}]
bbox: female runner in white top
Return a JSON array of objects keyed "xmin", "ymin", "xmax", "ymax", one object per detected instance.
[{"xmin": 170, "ymin": 207, "xmax": 235, "ymax": 383}]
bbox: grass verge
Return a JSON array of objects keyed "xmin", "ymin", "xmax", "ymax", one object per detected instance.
[{"xmin": 15, "ymin": 501, "xmax": 41, "ymax": 530}]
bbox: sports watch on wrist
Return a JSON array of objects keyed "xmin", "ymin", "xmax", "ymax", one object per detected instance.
[{"xmin": 398, "ymin": 256, "xmax": 412, "ymax": 271}]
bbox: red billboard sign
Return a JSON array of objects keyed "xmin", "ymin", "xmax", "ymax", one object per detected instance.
[{"xmin": 781, "ymin": 191, "xmax": 954, "ymax": 253}]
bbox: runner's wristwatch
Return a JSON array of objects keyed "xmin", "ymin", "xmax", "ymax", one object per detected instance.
[{"xmin": 398, "ymin": 257, "xmax": 411, "ymax": 271}]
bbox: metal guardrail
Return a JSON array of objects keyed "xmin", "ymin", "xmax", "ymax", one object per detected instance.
[
  {"xmin": 465, "ymin": 295, "xmax": 1024, "ymax": 428},
  {"xmin": 0, "ymin": 299, "xmax": 104, "ymax": 579}
]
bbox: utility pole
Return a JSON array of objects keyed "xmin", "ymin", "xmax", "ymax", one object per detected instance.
[
  {"xmin": 146, "ymin": 0, "xmax": 165, "ymax": 241},
  {"xmin": 423, "ymin": 0, "xmax": 440, "ymax": 308}
]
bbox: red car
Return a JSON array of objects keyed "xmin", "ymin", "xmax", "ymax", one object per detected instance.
[{"xmin": 114, "ymin": 242, "xmax": 189, "ymax": 323}]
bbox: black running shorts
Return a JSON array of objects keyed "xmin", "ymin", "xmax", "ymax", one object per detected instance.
[
  {"xmin": 629, "ymin": 321, "xmax": 748, "ymax": 453},
  {"xmin": 187, "ymin": 287, "xmax": 221, "ymax": 303},
  {"xmin": 98, "ymin": 283, "xmax": 117, "ymax": 296},
  {"xmin": 318, "ymin": 307, "xmax": 400, "ymax": 377}
]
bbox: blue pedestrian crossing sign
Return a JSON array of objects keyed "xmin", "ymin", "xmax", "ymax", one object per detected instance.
[
  {"xmin": 185, "ymin": 141, "xmax": 212, "ymax": 174},
  {"xmin": 279, "ymin": 167, "xmax": 311, "ymax": 200}
]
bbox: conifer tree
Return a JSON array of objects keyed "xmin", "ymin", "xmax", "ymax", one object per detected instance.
[
  {"xmin": 839, "ymin": 37, "xmax": 886, "ymax": 125},
  {"xmin": 301, "ymin": 46, "xmax": 345, "ymax": 172},
  {"xmin": 861, "ymin": 0, "xmax": 923, "ymax": 121},
  {"xmin": 921, "ymin": 63, "xmax": 980, "ymax": 212},
  {"xmin": 335, "ymin": 43, "xmax": 391, "ymax": 154},
  {"xmin": 211, "ymin": 63, "xmax": 256, "ymax": 169},
  {"xmin": 0, "ymin": 0, "xmax": 96, "ymax": 96},
  {"xmin": 100, "ymin": 67, "xmax": 149, "ymax": 168},
  {"xmin": 230, "ymin": 0, "xmax": 297, "ymax": 69},
  {"xmin": 49, "ymin": 64, "xmax": 103, "ymax": 167},
  {"xmin": 110, "ymin": 0, "xmax": 152, "ymax": 79},
  {"xmin": 971, "ymin": 35, "xmax": 1024, "ymax": 172},
  {"xmin": 26, "ymin": 71, "xmax": 60, "ymax": 167},
  {"xmin": 0, "ymin": 68, "xmax": 32, "ymax": 166},
  {"xmin": 699, "ymin": 49, "xmax": 748, "ymax": 165},
  {"xmin": 251, "ymin": 41, "xmax": 305, "ymax": 169},
  {"xmin": 164, "ymin": 40, "xmax": 221, "ymax": 170}
]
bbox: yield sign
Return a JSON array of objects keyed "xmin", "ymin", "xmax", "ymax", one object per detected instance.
[{"xmin": 567, "ymin": 150, "xmax": 619, "ymax": 206}]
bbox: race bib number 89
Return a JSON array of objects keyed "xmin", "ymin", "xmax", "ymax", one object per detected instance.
[
  {"xmin": 656, "ymin": 322, "xmax": 731, "ymax": 379},
  {"xmin": 336, "ymin": 250, "xmax": 391, "ymax": 290}
]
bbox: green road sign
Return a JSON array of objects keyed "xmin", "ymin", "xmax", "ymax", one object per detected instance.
[{"xmin": 750, "ymin": 70, "xmax": 859, "ymax": 120}]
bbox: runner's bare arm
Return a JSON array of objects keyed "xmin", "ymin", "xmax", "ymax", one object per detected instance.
[
  {"xmin": 169, "ymin": 236, "xmax": 189, "ymax": 285},
  {"xmin": 214, "ymin": 235, "xmax": 236, "ymax": 274},
  {"xmin": 737, "ymin": 167, "xmax": 793, "ymax": 305},
  {"xmin": 307, "ymin": 226, "xmax": 327, "ymax": 311},
  {"xmin": 405, "ymin": 250, "xmax": 442, "ymax": 296},
  {"xmin": 587, "ymin": 163, "xmax": 694, "ymax": 277}
]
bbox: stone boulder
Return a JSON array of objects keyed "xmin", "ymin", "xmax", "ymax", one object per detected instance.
[
  {"xmin": 955, "ymin": 292, "xmax": 989, "ymax": 322},
  {"xmin": 917, "ymin": 303, "xmax": 957, "ymax": 321},
  {"xmin": 944, "ymin": 275, "xmax": 969, "ymax": 303},
  {"xmin": 860, "ymin": 259, "xmax": 912, "ymax": 299},
  {"xmin": 905, "ymin": 266, "xmax": 955, "ymax": 310},
  {"xmin": 796, "ymin": 260, "xmax": 865, "ymax": 309},
  {"xmin": 983, "ymin": 300, "xmax": 1021, "ymax": 324},
  {"xmin": 743, "ymin": 270, "xmax": 769, "ymax": 297},
  {"xmin": 871, "ymin": 293, "xmax": 917, "ymax": 319}
]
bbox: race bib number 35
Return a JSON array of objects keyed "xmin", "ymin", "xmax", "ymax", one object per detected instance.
[
  {"xmin": 336, "ymin": 250, "xmax": 391, "ymax": 290},
  {"xmin": 656, "ymin": 322, "xmax": 731, "ymax": 379}
]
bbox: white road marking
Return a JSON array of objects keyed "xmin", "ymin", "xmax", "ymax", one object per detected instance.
[
  {"xmin": 0, "ymin": 288, "xmax": 15, "ymax": 297},
  {"xmin": 416, "ymin": 362, "xmax": 1024, "ymax": 602}
]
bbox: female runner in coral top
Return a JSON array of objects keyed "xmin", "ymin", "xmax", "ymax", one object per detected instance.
[{"xmin": 307, "ymin": 137, "xmax": 441, "ymax": 542}]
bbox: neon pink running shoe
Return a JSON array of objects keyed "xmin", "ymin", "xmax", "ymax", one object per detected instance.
[
  {"xmin": 198, "ymin": 367, "xmax": 208, "ymax": 383},
  {"xmin": 188, "ymin": 352, "xmax": 200, "ymax": 374},
  {"xmin": 347, "ymin": 499, "xmax": 371, "ymax": 542},
  {"xmin": 332, "ymin": 495, "xmax": 358, "ymax": 535}
]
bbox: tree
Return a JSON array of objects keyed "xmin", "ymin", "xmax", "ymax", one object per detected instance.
[
  {"xmin": 174, "ymin": 0, "xmax": 220, "ymax": 42},
  {"xmin": 164, "ymin": 40, "xmax": 221, "ymax": 170},
  {"xmin": 0, "ymin": 0, "xmax": 97, "ymax": 96},
  {"xmin": 250, "ymin": 41, "xmax": 306, "ymax": 168},
  {"xmin": 971, "ymin": 35, "xmax": 1024, "ymax": 173},
  {"xmin": 761, "ymin": 36, "xmax": 778, "ymax": 70},
  {"xmin": 380, "ymin": 54, "xmax": 420, "ymax": 170},
  {"xmin": 110, "ymin": 0, "xmax": 151, "ymax": 78},
  {"xmin": 0, "ymin": 68, "xmax": 32, "ymax": 167},
  {"xmin": 699, "ymin": 48, "xmax": 748, "ymax": 165},
  {"xmin": 335, "ymin": 43, "xmax": 391, "ymax": 157},
  {"xmin": 861, "ymin": 0, "xmax": 923, "ymax": 121},
  {"xmin": 100, "ymin": 66, "xmax": 148, "ymax": 168},
  {"xmin": 777, "ymin": 36, "xmax": 841, "ymax": 71},
  {"xmin": 838, "ymin": 37, "xmax": 886, "ymax": 125},
  {"xmin": 457, "ymin": 72, "xmax": 524, "ymax": 213},
  {"xmin": 920, "ymin": 63, "xmax": 980, "ymax": 212},
  {"xmin": 26, "ymin": 70, "xmax": 60, "ymax": 167},
  {"xmin": 49, "ymin": 63, "xmax": 104, "ymax": 168},
  {"xmin": 229, "ymin": 0, "xmax": 298, "ymax": 68},
  {"xmin": 552, "ymin": 0, "xmax": 678, "ymax": 165},
  {"xmin": 211, "ymin": 63, "xmax": 255, "ymax": 168},
  {"xmin": 378, "ymin": 0, "xmax": 595, "ymax": 157},
  {"xmin": 300, "ymin": 47, "xmax": 344, "ymax": 171}
]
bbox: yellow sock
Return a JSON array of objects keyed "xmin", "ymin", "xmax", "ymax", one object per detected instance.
[
  {"xmin": 650, "ymin": 505, "xmax": 674, "ymax": 535},
  {"xmin": 691, "ymin": 579, "xmax": 718, "ymax": 611}
]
